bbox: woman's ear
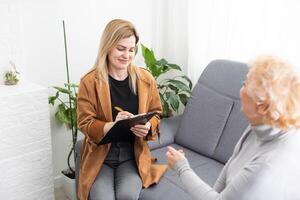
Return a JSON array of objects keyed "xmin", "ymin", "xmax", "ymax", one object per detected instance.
[{"xmin": 257, "ymin": 102, "xmax": 269, "ymax": 115}]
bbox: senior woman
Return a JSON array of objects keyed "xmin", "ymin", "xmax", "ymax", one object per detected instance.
[{"xmin": 166, "ymin": 56, "xmax": 300, "ymax": 200}]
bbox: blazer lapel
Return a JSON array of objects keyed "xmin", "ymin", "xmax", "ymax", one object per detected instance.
[
  {"xmin": 137, "ymin": 75, "xmax": 151, "ymax": 114},
  {"xmin": 95, "ymin": 77, "xmax": 113, "ymax": 121}
]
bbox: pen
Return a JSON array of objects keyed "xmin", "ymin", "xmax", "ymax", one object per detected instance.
[{"xmin": 114, "ymin": 106, "xmax": 124, "ymax": 112}]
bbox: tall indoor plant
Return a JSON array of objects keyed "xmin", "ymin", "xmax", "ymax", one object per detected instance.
[
  {"xmin": 141, "ymin": 44, "xmax": 193, "ymax": 117},
  {"xmin": 48, "ymin": 21, "xmax": 78, "ymax": 179}
]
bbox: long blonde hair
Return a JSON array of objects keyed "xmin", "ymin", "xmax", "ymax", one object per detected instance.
[
  {"xmin": 246, "ymin": 56, "xmax": 300, "ymax": 130},
  {"xmin": 94, "ymin": 19, "xmax": 139, "ymax": 94}
]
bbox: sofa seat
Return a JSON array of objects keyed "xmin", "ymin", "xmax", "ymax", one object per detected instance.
[{"xmin": 139, "ymin": 144, "xmax": 224, "ymax": 200}]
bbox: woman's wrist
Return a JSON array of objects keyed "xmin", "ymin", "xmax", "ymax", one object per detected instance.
[
  {"xmin": 174, "ymin": 157, "xmax": 190, "ymax": 174},
  {"xmin": 103, "ymin": 122, "xmax": 115, "ymax": 134}
]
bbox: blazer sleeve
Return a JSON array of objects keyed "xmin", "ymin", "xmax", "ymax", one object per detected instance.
[
  {"xmin": 77, "ymin": 79, "xmax": 106, "ymax": 145},
  {"xmin": 145, "ymin": 78, "xmax": 162, "ymax": 141}
]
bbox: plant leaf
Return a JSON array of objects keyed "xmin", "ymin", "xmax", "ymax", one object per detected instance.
[
  {"xmin": 179, "ymin": 93, "xmax": 188, "ymax": 105},
  {"xmin": 141, "ymin": 44, "xmax": 156, "ymax": 68},
  {"xmin": 166, "ymin": 91, "xmax": 180, "ymax": 112},
  {"xmin": 48, "ymin": 96, "xmax": 57, "ymax": 105},
  {"xmin": 64, "ymin": 83, "xmax": 79, "ymax": 88},
  {"xmin": 159, "ymin": 93, "xmax": 169, "ymax": 118},
  {"xmin": 167, "ymin": 84, "xmax": 179, "ymax": 94},
  {"xmin": 165, "ymin": 79, "xmax": 192, "ymax": 94},
  {"xmin": 53, "ymin": 86, "xmax": 71, "ymax": 94},
  {"xmin": 156, "ymin": 58, "xmax": 168, "ymax": 66},
  {"xmin": 166, "ymin": 63, "xmax": 182, "ymax": 71},
  {"xmin": 179, "ymin": 75, "xmax": 193, "ymax": 89},
  {"xmin": 55, "ymin": 104, "xmax": 71, "ymax": 126}
]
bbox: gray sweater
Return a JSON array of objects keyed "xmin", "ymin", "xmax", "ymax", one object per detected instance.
[{"xmin": 174, "ymin": 125, "xmax": 300, "ymax": 200}]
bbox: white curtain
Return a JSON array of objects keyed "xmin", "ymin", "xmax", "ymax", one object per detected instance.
[
  {"xmin": 154, "ymin": 0, "xmax": 300, "ymax": 84},
  {"xmin": 187, "ymin": 0, "xmax": 300, "ymax": 83}
]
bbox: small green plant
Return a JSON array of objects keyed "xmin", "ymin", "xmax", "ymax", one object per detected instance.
[
  {"xmin": 141, "ymin": 44, "xmax": 193, "ymax": 118},
  {"xmin": 49, "ymin": 83, "xmax": 78, "ymax": 178},
  {"xmin": 4, "ymin": 61, "xmax": 19, "ymax": 85}
]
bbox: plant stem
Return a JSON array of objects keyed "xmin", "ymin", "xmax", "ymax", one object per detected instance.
[
  {"xmin": 56, "ymin": 97, "xmax": 70, "ymax": 108},
  {"xmin": 63, "ymin": 20, "xmax": 76, "ymax": 170},
  {"xmin": 67, "ymin": 146, "xmax": 75, "ymax": 174}
]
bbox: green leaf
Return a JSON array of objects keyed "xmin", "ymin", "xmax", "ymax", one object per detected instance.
[
  {"xmin": 70, "ymin": 96, "xmax": 77, "ymax": 101},
  {"xmin": 152, "ymin": 64, "xmax": 163, "ymax": 78},
  {"xmin": 162, "ymin": 101, "xmax": 169, "ymax": 118},
  {"xmin": 53, "ymin": 86, "xmax": 71, "ymax": 94},
  {"xmin": 48, "ymin": 91, "xmax": 60, "ymax": 106},
  {"xmin": 159, "ymin": 93, "xmax": 169, "ymax": 118},
  {"xmin": 64, "ymin": 83, "xmax": 79, "ymax": 88},
  {"xmin": 179, "ymin": 75, "xmax": 193, "ymax": 89},
  {"xmin": 48, "ymin": 96, "xmax": 57, "ymax": 106},
  {"xmin": 165, "ymin": 91, "xmax": 180, "ymax": 112},
  {"xmin": 156, "ymin": 58, "xmax": 168, "ymax": 66},
  {"xmin": 165, "ymin": 79, "xmax": 192, "ymax": 94},
  {"xmin": 179, "ymin": 93, "xmax": 188, "ymax": 105},
  {"xmin": 141, "ymin": 44, "xmax": 156, "ymax": 67},
  {"xmin": 167, "ymin": 84, "xmax": 179, "ymax": 94},
  {"xmin": 55, "ymin": 104, "xmax": 71, "ymax": 126},
  {"xmin": 166, "ymin": 63, "xmax": 182, "ymax": 71}
]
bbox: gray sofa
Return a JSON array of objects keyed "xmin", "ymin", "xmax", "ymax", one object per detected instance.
[{"xmin": 75, "ymin": 59, "xmax": 249, "ymax": 199}]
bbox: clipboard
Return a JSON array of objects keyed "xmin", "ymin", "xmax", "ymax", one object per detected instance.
[{"xmin": 98, "ymin": 111, "xmax": 158, "ymax": 145}]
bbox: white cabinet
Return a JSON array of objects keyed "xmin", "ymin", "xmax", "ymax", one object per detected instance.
[{"xmin": 0, "ymin": 81, "xmax": 54, "ymax": 200}]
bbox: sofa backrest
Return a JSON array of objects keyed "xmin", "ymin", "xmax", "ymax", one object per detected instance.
[{"xmin": 175, "ymin": 60, "xmax": 249, "ymax": 164}]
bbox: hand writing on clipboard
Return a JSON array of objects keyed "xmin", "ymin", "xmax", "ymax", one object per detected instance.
[{"xmin": 114, "ymin": 106, "xmax": 152, "ymax": 138}]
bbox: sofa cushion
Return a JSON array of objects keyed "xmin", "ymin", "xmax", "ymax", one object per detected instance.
[
  {"xmin": 212, "ymin": 101, "xmax": 248, "ymax": 163},
  {"xmin": 175, "ymin": 84, "xmax": 233, "ymax": 159},
  {"xmin": 141, "ymin": 143, "xmax": 224, "ymax": 200},
  {"xmin": 192, "ymin": 160, "xmax": 224, "ymax": 186},
  {"xmin": 150, "ymin": 143, "xmax": 224, "ymax": 185}
]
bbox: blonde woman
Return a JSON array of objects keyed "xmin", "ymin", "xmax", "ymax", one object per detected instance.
[
  {"xmin": 166, "ymin": 56, "xmax": 300, "ymax": 200},
  {"xmin": 77, "ymin": 19, "xmax": 167, "ymax": 200}
]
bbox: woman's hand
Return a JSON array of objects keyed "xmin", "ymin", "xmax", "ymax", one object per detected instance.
[
  {"xmin": 104, "ymin": 111, "xmax": 134, "ymax": 134},
  {"xmin": 115, "ymin": 111, "xmax": 134, "ymax": 122},
  {"xmin": 166, "ymin": 146, "xmax": 185, "ymax": 169},
  {"xmin": 130, "ymin": 121, "xmax": 151, "ymax": 138}
]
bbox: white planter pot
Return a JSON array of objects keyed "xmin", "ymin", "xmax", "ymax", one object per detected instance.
[{"xmin": 62, "ymin": 174, "xmax": 77, "ymax": 200}]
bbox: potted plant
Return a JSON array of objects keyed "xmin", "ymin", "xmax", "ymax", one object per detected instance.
[
  {"xmin": 4, "ymin": 61, "xmax": 20, "ymax": 85},
  {"xmin": 141, "ymin": 44, "xmax": 193, "ymax": 117},
  {"xmin": 48, "ymin": 82, "xmax": 78, "ymax": 178},
  {"xmin": 48, "ymin": 21, "xmax": 77, "ymax": 200},
  {"xmin": 49, "ymin": 82, "xmax": 78, "ymax": 200}
]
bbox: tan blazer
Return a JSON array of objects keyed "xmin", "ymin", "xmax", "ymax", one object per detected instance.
[{"xmin": 76, "ymin": 67, "xmax": 167, "ymax": 200}]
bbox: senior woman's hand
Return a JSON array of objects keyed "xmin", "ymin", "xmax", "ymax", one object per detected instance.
[{"xmin": 166, "ymin": 146, "xmax": 185, "ymax": 169}]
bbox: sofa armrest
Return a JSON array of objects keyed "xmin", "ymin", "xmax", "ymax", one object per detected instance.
[{"xmin": 148, "ymin": 115, "xmax": 182, "ymax": 150}]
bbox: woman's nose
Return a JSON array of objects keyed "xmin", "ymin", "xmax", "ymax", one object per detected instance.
[{"xmin": 122, "ymin": 51, "xmax": 130, "ymax": 59}]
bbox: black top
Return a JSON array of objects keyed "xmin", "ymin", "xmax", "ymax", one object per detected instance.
[{"xmin": 109, "ymin": 75, "xmax": 138, "ymax": 143}]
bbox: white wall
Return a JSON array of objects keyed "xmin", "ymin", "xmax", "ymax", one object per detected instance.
[
  {"xmin": 186, "ymin": 0, "xmax": 300, "ymax": 83},
  {"xmin": 0, "ymin": 0, "xmax": 156, "ymax": 187}
]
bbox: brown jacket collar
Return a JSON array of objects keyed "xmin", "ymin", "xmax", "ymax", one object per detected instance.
[{"xmin": 90, "ymin": 68, "xmax": 152, "ymax": 121}]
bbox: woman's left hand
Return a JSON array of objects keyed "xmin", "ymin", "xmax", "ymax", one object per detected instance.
[
  {"xmin": 130, "ymin": 122, "xmax": 151, "ymax": 138},
  {"xmin": 166, "ymin": 146, "xmax": 185, "ymax": 169}
]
